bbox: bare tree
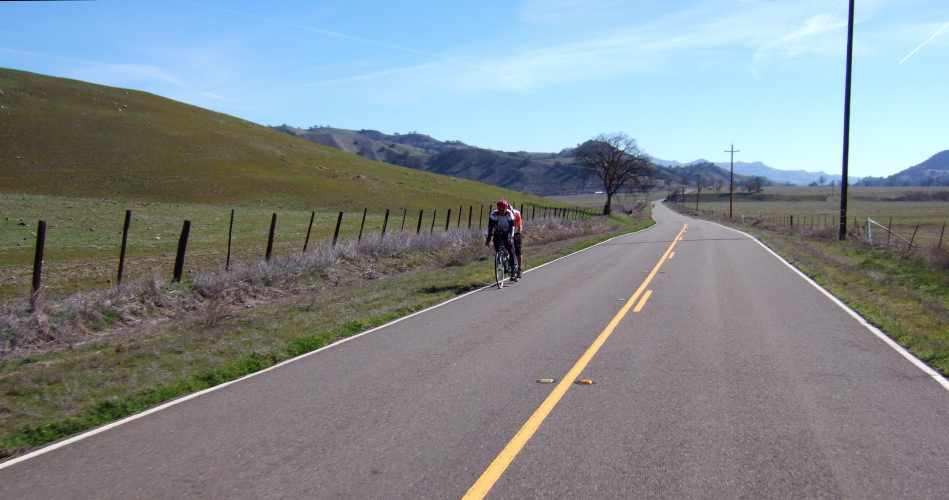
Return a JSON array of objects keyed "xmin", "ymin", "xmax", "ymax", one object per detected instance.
[
  {"xmin": 574, "ymin": 133, "xmax": 653, "ymax": 215},
  {"xmin": 744, "ymin": 177, "xmax": 761, "ymax": 193}
]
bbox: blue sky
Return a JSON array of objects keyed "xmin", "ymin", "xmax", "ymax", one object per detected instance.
[{"xmin": 2, "ymin": 0, "xmax": 947, "ymax": 178}]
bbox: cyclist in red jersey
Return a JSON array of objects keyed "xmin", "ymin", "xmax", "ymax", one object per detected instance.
[{"xmin": 510, "ymin": 204, "xmax": 523, "ymax": 279}]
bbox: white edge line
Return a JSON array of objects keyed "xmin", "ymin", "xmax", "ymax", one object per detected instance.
[
  {"xmin": 0, "ymin": 218, "xmax": 657, "ymax": 469},
  {"xmin": 707, "ymin": 217, "xmax": 949, "ymax": 393}
]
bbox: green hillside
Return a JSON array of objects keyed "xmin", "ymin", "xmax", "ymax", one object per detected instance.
[{"xmin": 0, "ymin": 68, "xmax": 548, "ymax": 211}]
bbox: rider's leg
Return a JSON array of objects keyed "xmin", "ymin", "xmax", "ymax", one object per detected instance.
[{"xmin": 513, "ymin": 234, "xmax": 523, "ymax": 277}]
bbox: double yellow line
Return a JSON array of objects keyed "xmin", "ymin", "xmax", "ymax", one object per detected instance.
[{"xmin": 463, "ymin": 223, "xmax": 687, "ymax": 499}]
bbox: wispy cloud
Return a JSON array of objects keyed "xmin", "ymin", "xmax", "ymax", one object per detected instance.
[
  {"xmin": 174, "ymin": 0, "xmax": 491, "ymax": 71},
  {"xmin": 0, "ymin": 46, "xmax": 187, "ymax": 88}
]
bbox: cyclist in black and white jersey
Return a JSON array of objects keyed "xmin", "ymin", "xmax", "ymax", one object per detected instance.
[{"xmin": 485, "ymin": 199, "xmax": 517, "ymax": 281}]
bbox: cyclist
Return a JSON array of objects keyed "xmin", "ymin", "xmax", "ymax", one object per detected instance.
[
  {"xmin": 485, "ymin": 199, "xmax": 518, "ymax": 281},
  {"xmin": 511, "ymin": 204, "xmax": 523, "ymax": 279}
]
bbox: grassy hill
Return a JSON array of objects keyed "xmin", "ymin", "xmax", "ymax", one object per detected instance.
[{"xmin": 0, "ymin": 68, "xmax": 550, "ymax": 211}]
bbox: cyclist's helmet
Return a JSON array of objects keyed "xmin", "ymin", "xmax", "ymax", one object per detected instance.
[{"xmin": 497, "ymin": 199, "xmax": 509, "ymax": 210}]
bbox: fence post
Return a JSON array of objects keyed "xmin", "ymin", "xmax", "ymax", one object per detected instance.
[
  {"xmin": 333, "ymin": 211, "xmax": 343, "ymax": 248},
  {"xmin": 226, "ymin": 209, "xmax": 235, "ymax": 271},
  {"xmin": 303, "ymin": 211, "xmax": 315, "ymax": 253},
  {"xmin": 416, "ymin": 209, "xmax": 424, "ymax": 235},
  {"xmin": 468, "ymin": 206, "xmax": 472, "ymax": 229},
  {"xmin": 117, "ymin": 210, "xmax": 131, "ymax": 286},
  {"xmin": 479, "ymin": 205, "xmax": 484, "ymax": 229},
  {"xmin": 357, "ymin": 208, "xmax": 368, "ymax": 243},
  {"xmin": 172, "ymin": 220, "xmax": 191, "ymax": 283},
  {"xmin": 401, "ymin": 209, "xmax": 407, "ymax": 232},
  {"xmin": 30, "ymin": 220, "xmax": 47, "ymax": 313},
  {"xmin": 457, "ymin": 206, "xmax": 462, "ymax": 228},
  {"xmin": 430, "ymin": 209, "xmax": 437, "ymax": 235},
  {"xmin": 266, "ymin": 213, "xmax": 277, "ymax": 262},
  {"xmin": 887, "ymin": 218, "xmax": 892, "ymax": 245},
  {"xmin": 938, "ymin": 223, "xmax": 945, "ymax": 250},
  {"xmin": 908, "ymin": 224, "xmax": 919, "ymax": 252},
  {"xmin": 445, "ymin": 209, "xmax": 452, "ymax": 232},
  {"xmin": 381, "ymin": 209, "xmax": 390, "ymax": 240}
]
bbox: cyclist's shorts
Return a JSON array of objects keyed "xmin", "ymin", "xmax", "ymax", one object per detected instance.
[
  {"xmin": 492, "ymin": 232, "xmax": 512, "ymax": 252},
  {"xmin": 512, "ymin": 233, "xmax": 522, "ymax": 255}
]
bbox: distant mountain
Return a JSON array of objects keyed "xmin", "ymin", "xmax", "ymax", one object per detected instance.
[
  {"xmin": 729, "ymin": 162, "xmax": 844, "ymax": 186},
  {"xmin": 275, "ymin": 126, "xmax": 780, "ymax": 195},
  {"xmin": 856, "ymin": 150, "xmax": 949, "ymax": 187},
  {"xmin": 652, "ymin": 158, "xmax": 843, "ymax": 186},
  {"xmin": 274, "ymin": 125, "xmax": 587, "ymax": 195},
  {"xmin": 280, "ymin": 125, "xmax": 945, "ymax": 193}
]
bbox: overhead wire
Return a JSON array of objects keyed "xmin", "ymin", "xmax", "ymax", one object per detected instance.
[
  {"xmin": 730, "ymin": 0, "xmax": 808, "ymax": 145},
  {"xmin": 745, "ymin": 0, "xmax": 846, "ymax": 148}
]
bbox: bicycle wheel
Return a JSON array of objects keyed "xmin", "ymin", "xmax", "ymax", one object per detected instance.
[{"xmin": 494, "ymin": 251, "xmax": 504, "ymax": 288}]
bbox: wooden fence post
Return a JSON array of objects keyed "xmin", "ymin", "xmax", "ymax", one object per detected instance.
[
  {"xmin": 938, "ymin": 223, "xmax": 945, "ymax": 250},
  {"xmin": 266, "ymin": 213, "xmax": 277, "ymax": 262},
  {"xmin": 457, "ymin": 205, "xmax": 462, "ymax": 228},
  {"xmin": 226, "ymin": 209, "xmax": 234, "ymax": 271},
  {"xmin": 468, "ymin": 206, "xmax": 472, "ymax": 229},
  {"xmin": 117, "ymin": 210, "xmax": 131, "ymax": 286},
  {"xmin": 333, "ymin": 211, "xmax": 343, "ymax": 248},
  {"xmin": 908, "ymin": 224, "xmax": 919, "ymax": 252},
  {"xmin": 381, "ymin": 209, "xmax": 390, "ymax": 240},
  {"xmin": 303, "ymin": 211, "xmax": 315, "ymax": 253},
  {"xmin": 357, "ymin": 208, "xmax": 367, "ymax": 243},
  {"xmin": 444, "ymin": 208, "xmax": 451, "ymax": 232},
  {"xmin": 416, "ymin": 209, "xmax": 423, "ymax": 235},
  {"xmin": 172, "ymin": 220, "xmax": 191, "ymax": 283},
  {"xmin": 30, "ymin": 220, "xmax": 47, "ymax": 313},
  {"xmin": 401, "ymin": 209, "xmax": 407, "ymax": 232},
  {"xmin": 430, "ymin": 209, "xmax": 437, "ymax": 235}
]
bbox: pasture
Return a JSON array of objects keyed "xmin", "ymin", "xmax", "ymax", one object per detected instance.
[{"xmin": 685, "ymin": 185, "xmax": 949, "ymax": 248}]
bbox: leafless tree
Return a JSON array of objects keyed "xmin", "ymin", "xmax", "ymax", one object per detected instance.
[{"xmin": 574, "ymin": 133, "xmax": 653, "ymax": 215}]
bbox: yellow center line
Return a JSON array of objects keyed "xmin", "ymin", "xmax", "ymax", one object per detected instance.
[
  {"xmin": 633, "ymin": 290, "xmax": 653, "ymax": 312},
  {"xmin": 462, "ymin": 223, "xmax": 687, "ymax": 500}
]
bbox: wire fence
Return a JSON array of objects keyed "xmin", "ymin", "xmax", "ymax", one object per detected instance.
[{"xmin": 17, "ymin": 203, "xmax": 601, "ymax": 310}]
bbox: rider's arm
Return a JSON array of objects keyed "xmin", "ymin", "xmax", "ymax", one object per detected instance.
[{"xmin": 485, "ymin": 217, "xmax": 497, "ymax": 244}]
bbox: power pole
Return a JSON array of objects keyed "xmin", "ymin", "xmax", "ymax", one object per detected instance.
[
  {"xmin": 838, "ymin": 0, "xmax": 854, "ymax": 240},
  {"xmin": 725, "ymin": 143, "xmax": 739, "ymax": 219},
  {"xmin": 695, "ymin": 174, "xmax": 701, "ymax": 211}
]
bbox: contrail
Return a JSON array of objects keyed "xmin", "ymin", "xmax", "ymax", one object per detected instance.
[{"xmin": 899, "ymin": 22, "xmax": 949, "ymax": 65}]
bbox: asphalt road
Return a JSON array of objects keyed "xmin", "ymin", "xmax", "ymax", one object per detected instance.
[{"xmin": 2, "ymin": 202, "xmax": 948, "ymax": 499}]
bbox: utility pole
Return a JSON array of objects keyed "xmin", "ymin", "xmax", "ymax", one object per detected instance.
[
  {"xmin": 725, "ymin": 143, "xmax": 739, "ymax": 219},
  {"xmin": 838, "ymin": 0, "xmax": 854, "ymax": 240},
  {"xmin": 694, "ymin": 174, "xmax": 701, "ymax": 211}
]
